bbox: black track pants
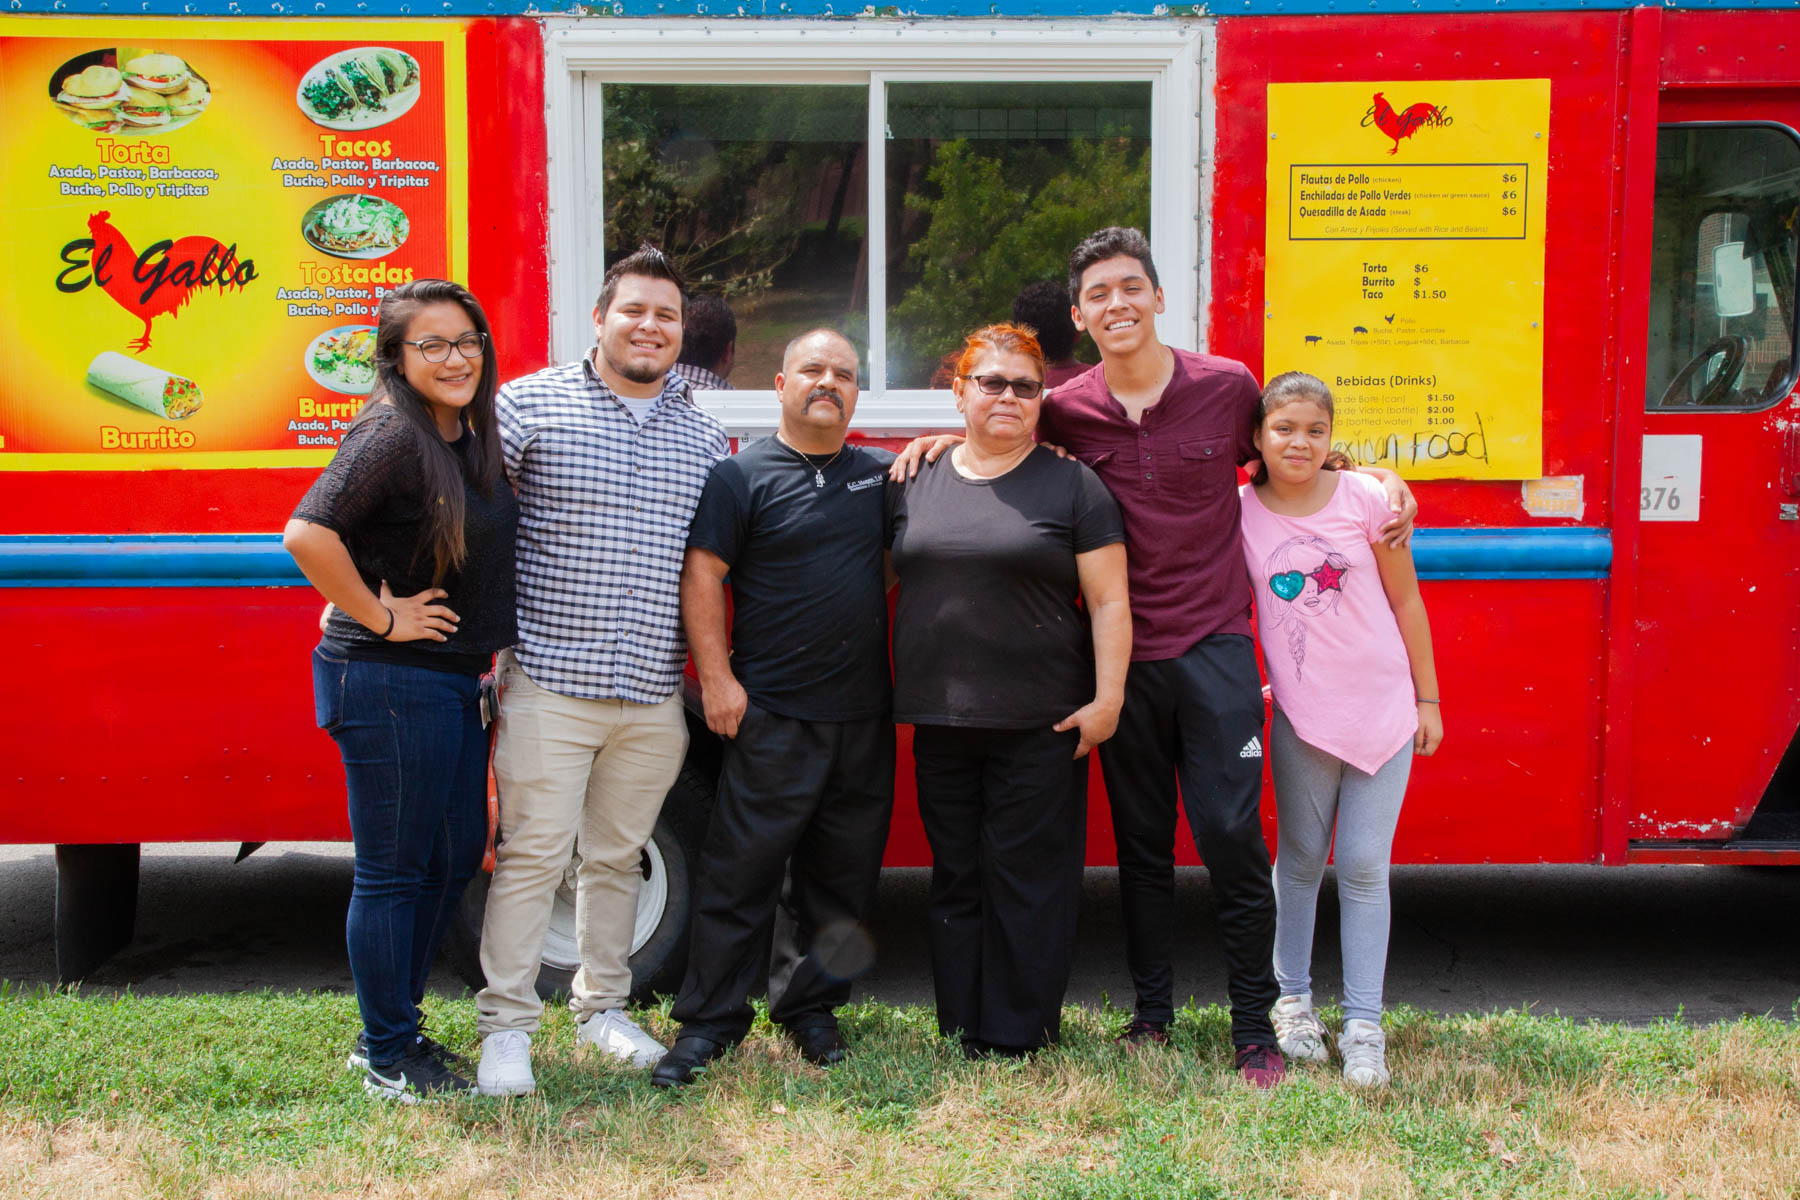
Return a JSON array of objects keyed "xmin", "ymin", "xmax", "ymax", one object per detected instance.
[
  {"xmin": 671, "ymin": 707, "xmax": 895, "ymax": 1043},
  {"xmin": 1097, "ymin": 633, "xmax": 1278, "ymax": 1046}
]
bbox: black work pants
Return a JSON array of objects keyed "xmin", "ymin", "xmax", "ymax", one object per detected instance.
[
  {"xmin": 913, "ymin": 724, "xmax": 1087, "ymax": 1051},
  {"xmin": 1097, "ymin": 633, "xmax": 1278, "ymax": 1047},
  {"xmin": 671, "ymin": 707, "xmax": 895, "ymax": 1043}
]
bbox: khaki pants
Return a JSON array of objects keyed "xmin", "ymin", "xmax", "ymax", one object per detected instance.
[{"xmin": 476, "ymin": 649, "xmax": 688, "ymax": 1033}]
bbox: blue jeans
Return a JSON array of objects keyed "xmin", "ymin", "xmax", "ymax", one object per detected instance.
[{"xmin": 313, "ymin": 647, "xmax": 489, "ymax": 1068}]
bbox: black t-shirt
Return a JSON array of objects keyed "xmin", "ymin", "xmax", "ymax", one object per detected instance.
[
  {"xmin": 685, "ymin": 438, "xmax": 895, "ymax": 721},
  {"xmin": 887, "ymin": 446, "xmax": 1125, "ymax": 728},
  {"xmin": 292, "ymin": 403, "xmax": 519, "ymax": 675}
]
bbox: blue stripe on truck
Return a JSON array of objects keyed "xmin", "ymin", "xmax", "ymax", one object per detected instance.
[{"xmin": 0, "ymin": 528, "xmax": 1610, "ymax": 587}]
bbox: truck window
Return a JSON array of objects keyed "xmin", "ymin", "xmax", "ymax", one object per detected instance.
[
  {"xmin": 597, "ymin": 80, "xmax": 1151, "ymax": 392},
  {"xmin": 1647, "ymin": 124, "xmax": 1800, "ymax": 411}
]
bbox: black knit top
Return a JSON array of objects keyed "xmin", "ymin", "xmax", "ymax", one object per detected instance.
[{"xmin": 291, "ymin": 402, "xmax": 518, "ymax": 675}]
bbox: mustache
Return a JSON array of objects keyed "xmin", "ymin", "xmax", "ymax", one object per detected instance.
[{"xmin": 806, "ymin": 387, "xmax": 844, "ymax": 410}]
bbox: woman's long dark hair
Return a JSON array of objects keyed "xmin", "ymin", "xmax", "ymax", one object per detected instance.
[{"xmin": 353, "ymin": 278, "xmax": 502, "ymax": 585}]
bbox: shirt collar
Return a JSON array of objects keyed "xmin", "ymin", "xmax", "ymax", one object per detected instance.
[{"xmin": 582, "ymin": 349, "xmax": 694, "ymax": 410}]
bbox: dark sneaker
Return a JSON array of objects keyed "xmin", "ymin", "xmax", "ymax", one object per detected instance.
[
  {"xmin": 649, "ymin": 1035, "xmax": 732, "ymax": 1089},
  {"xmin": 1116, "ymin": 1018, "xmax": 1171, "ymax": 1048},
  {"xmin": 1234, "ymin": 1043, "xmax": 1287, "ymax": 1089},
  {"xmin": 363, "ymin": 1046, "xmax": 475, "ymax": 1104},
  {"xmin": 348, "ymin": 1031, "xmax": 468, "ymax": 1074},
  {"xmin": 786, "ymin": 1025, "xmax": 849, "ymax": 1067}
]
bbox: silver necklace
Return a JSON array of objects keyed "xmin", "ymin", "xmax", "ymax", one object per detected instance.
[{"xmin": 776, "ymin": 433, "xmax": 845, "ymax": 488}]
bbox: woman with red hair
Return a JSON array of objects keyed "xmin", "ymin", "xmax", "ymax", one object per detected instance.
[{"xmin": 886, "ymin": 323, "xmax": 1132, "ymax": 1056}]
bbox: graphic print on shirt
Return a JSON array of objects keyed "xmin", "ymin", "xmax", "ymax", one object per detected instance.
[{"xmin": 1262, "ymin": 533, "xmax": 1352, "ymax": 680}]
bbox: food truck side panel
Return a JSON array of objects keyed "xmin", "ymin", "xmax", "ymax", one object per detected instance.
[
  {"xmin": 0, "ymin": 17, "xmax": 552, "ymax": 843},
  {"xmin": 1214, "ymin": 12, "xmax": 1631, "ymax": 864}
]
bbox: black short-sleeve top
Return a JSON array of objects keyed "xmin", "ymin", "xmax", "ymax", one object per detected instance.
[
  {"xmin": 291, "ymin": 402, "xmax": 518, "ymax": 675},
  {"xmin": 887, "ymin": 446, "xmax": 1125, "ymax": 728}
]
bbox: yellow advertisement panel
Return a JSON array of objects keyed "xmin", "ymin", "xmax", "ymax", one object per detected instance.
[
  {"xmin": 1264, "ymin": 80, "xmax": 1550, "ymax": 479},
  {"xmin": 0, "ymin": 17, "xmax": 468, "ymax": 471}
]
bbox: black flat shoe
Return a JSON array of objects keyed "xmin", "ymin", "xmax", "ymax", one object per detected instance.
[
  {"xmin": 786, "ymin": 1025, "xmax": 849, "ymax": 1066},
  {"xmin": 650, "ymin": 1034, "xmax": 732, "ymax": 1088}
]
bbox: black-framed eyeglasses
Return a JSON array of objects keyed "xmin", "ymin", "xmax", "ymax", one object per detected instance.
[
  {"xmin": 959, "ymin": 373, "xmax": 1044, "ymax": 399},
  {"xmin": 402, "ymin": 332, "xmax": 488, "ymax": 363}
]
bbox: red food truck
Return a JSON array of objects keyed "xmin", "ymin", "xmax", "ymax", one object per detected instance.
[{"xmin": 3, "ymin": 0, "xmax": 1797, "ymax": 993}]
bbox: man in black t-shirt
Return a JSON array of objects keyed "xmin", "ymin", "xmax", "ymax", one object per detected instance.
[{"xmin": 653, "ymin": 329, "xmax": 897, "ymax": 1087}]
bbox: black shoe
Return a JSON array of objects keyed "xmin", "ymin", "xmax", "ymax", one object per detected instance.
[
  {"xmin": 349, "ymin": 1031, "xmax": 468, "ymax": 1074},
  {"xmin": 650, "ymin": 1035, "xmax": 732, "ymax": 1088},
  {"xmin": 786, "ymin": 1025, "xmax": 849, "ymax": 1067},
  {"xmin": 362, "ymin": 1046, "xmax": 475, "ymax": 1104},
  {"xmin": 1116, "ymin": 1018, "xmax": 1171, "ymax": 1048}
]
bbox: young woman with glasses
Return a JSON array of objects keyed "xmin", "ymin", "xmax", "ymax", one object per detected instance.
[
  {"xmin": 284, "ymin": 279, "xmax": 518, "ymax": 1101},
  {"xmin": 885, "ymin": 323, "xmax": 1132, "ymax": 1057}
]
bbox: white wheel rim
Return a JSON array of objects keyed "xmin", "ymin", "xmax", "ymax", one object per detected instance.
[{"xmin": 537, "ymin": 838, "xmax": 670, "ymax": 971}]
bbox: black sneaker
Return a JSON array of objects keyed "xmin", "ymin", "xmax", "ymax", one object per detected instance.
[
  {"xmin": 348, "ymin": 1031, "xmax": 469, "ymax": 1074},
  {"xmin": 1116, "ymin": 1018, "xmax": 1171, "ymax": 1048},
  {"xmin": 347, "ymin": 1033, "xmax": 370, "ymax": 1073},
  {"xmin": 363, "ymin": 1046, "xmax": 475, "ymax": 1103}
]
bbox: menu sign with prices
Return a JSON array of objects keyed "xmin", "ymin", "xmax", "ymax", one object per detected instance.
[{"xmin": 1264, "ymin": 80, "xmax": 1551, "ymax": 480}]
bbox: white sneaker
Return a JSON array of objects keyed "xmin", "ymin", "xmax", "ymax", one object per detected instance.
[
  {"xmin": 576, "ymin": 1009, "xmax": 667, "ymax": 1068},
  {"xmin": 477, "ymin": 1030, "xmax": 536, "ymax": 1097},
  {"xmin": 1338, "ymin": 1018, "xmax": 1391, "ymax": 1088},
  {"xmin": 1271, "ymin": 994, "xmax": 1331, "ymax": 1064}
]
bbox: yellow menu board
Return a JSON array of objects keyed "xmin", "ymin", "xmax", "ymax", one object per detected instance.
[
  {"xmin": 1265, "ymin": 80, "xmax": 1550, "ymax": 479},
  {"xmin": 0, "ymin": 18, "xmax": 468, "ymax": 470}
]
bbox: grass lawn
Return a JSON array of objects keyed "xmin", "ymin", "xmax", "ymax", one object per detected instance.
[{"xmin": 2, "ymin": 985, "xmax": 1795, "ymax": 1198}]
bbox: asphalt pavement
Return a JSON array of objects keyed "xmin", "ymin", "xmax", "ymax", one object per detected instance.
[{"xmin": 1, "ymin": 842, "xmax": 1795, "ymax": 1023}]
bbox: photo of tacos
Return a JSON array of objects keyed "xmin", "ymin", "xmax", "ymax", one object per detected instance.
[
  {"xmin": 297, "ymin": 47, "xmax": 421, "ymax": 130},
  {"xmin": 87, "ymin": 351, "xmax": 203, "ymax": 420},
  {"xmin": 305, "ymin": 325, "xmax": 378, "ymax": 395},
  {"xmin": 301, "ymin": 194, "xmax": 411, "ymax": 260},
  {"xmin": 47, "ymin": 48, "xmax": 211, "ymax": 136}
]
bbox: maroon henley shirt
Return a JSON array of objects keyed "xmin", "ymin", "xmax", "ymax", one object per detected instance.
[{"xmin": 1037, "ymin": 348, "xmax": 1261, "ymax": 662}]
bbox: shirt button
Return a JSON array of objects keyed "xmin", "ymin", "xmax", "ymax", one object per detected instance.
[
  {"xmin": 1144, "ymin": 473, "xmax": 1153, "ymax": 480},
  {"xmin": 1142, "ymin": 430, "xmax": 1150, "ymax": 438}
]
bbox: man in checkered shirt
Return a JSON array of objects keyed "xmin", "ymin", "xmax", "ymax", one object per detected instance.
[{"xmin": 473, "ymin": 246, "xmax": 728, "ymax": 1098}]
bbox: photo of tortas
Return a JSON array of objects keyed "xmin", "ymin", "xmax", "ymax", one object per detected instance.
[
  {"xmin": 301, "ymin": 194, "xmax": 411, "ymax": 259},
  {"xmin": 47, "ymin": 48, "xmax": 211, "ymax": 136},
  {"xmin": 296, "ymin": 47, "xmax": 421, "ymax": 130}
]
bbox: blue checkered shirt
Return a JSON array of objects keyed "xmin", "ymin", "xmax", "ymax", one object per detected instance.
[{"xmin": 498, "ymin": 355, "xmax": 729, "ymax": 703}]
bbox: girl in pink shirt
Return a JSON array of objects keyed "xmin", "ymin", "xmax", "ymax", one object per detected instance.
[{"xmin": 1238, "ymin": 371, "xmax": 1443, "ymax": 1088}]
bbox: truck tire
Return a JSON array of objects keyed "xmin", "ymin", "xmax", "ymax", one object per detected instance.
[{"xmin": 442, "ymin": 762, "xmax": 715, "ymax": 1004}]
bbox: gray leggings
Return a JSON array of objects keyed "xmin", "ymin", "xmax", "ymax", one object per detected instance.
[{"xmin": 1270, "ymin": 708, "xmax": 1412, "ymax": 1023}]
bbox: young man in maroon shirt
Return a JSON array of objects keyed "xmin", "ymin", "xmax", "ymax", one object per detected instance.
[{"xmin": 898, "ymin": 227, "xmax": 1414, "ymax": 1086}]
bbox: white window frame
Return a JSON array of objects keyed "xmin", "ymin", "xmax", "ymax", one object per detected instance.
[{"xmin": 545, "ymin": 19, "xmax": 1209, "ymax": 435}]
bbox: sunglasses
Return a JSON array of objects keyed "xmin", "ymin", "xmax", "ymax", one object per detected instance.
[{"xmin": 959, "ymin": 373, "xmax": 1044, "ymax": 400}]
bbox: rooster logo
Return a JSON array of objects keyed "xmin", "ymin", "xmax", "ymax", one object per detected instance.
[
  {"xmin": 1365, "ymin": 92, "xmax": 1445, "ymax": 156},
  {"xmin": 56, "ymin": 211, "xmax": 255, "ymax": 353}
]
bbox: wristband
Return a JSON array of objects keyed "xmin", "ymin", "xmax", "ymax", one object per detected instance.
[
  {"xmin": 1417, "ymin": 697, "xmax": 1439, "ymax": 704},
  {"xmin": 379, "ymin": 606, "xmax": 395, "ymax": 639}
]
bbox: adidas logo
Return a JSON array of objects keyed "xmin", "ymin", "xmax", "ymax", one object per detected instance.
[{"xmin": 1239, "ymin": 736, "xmax": 1263, "ymax": 759}]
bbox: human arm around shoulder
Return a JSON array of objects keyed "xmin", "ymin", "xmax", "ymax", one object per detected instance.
[
  {"xmin": 1355, "ymin": 465, "xmax": 1418, "ymax": 549},
  {"xmin": 680, "ymin": 546, "xmax": 747, "ymax": 738},
  {"xmin": 888, "ymin": 433, "xmax": 964, "ymax": 482},
  {"xmin": 283, "ymin": 411, "xmax": 460, "ymax": 642}
]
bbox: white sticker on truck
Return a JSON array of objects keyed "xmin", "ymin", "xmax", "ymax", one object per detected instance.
[{"xmin": 1641, "ymin": 434, "xmax": 1701, "ymax": 522}]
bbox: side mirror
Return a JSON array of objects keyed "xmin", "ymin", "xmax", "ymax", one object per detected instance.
[{"xmin": 1713, "ymin": 241, "xmax": 1756, "ymax": 318}]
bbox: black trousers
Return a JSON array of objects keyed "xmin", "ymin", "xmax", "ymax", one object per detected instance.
[
  {"xmin": 913, "ymin": 724, "xmax": 1087, "ymax": 1051},
  {"xmin": 1097, "ymin": 633, "xmax": 1278, "ymax": 1046},
  {"xmin": 671, "ymin": 707, "xmax": 895, "ymax": 1043}
]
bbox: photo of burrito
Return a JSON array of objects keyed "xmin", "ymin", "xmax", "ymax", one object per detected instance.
[
  {"xmin": 297, "ymin": 47, "xmax": 422, "ymax": 130},
  {"xmin": 87, "ymin": 351, "xmax": 203, "ymax": 420},
  {"xmin": 47, "ymin": 48, "xmax": 211, "ymax": 136},
  {"xmin": 301, "ymin": 194, "xmax": 411, "ymax": 260},
  {"xmin": 305, "ymin": 325, "xmax": 378, "ymax": 395}
]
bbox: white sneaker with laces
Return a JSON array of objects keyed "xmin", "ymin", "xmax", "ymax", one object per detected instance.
[
  {"xmin": 576, "ymin": 1008, "xmax": 667, "ymax": 1068},
  {"xmin": 477, "ymin": 1029, "xmax": 536, "ymax": 1097},
  {"xmin": 1338, "ymin": 1018, "xmax": 1391, "ymax": 1088},
  {"xmin": 1271, "ymin": 994, "xmax": 1331, "ymax": 1064}
]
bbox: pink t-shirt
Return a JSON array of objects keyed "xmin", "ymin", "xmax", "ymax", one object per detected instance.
[{"xmin": 1239, "ymin": 470, "xmax": 1417, "ymax": 774}]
